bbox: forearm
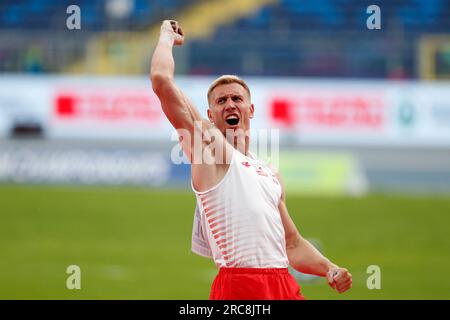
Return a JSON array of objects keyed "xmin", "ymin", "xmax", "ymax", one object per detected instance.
[
  {"xmin": 150, "ymin": 37, "xmax": 175, "ymax": 86},
  {"xmin": 287, "ymin": 236, "xmax": 338, "ymax": 277},
  {"xmin": 278, "ymin": 179, "xmax": 352, "ymax": 292}
]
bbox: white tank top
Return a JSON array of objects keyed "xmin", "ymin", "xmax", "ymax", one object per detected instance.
[{"xmin": 191, "ymin": 149, "xmax": 289, "ymax": 268}]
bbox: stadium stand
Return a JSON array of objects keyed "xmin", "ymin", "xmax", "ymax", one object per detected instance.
[
  {"xmin": 189, "ymin": 0, "xmax": 450, "ymax": 78},
  {"xmin": 0, "ymin": 0, "xmax": 192, "ymax": 30},
  {"xmin": 0, "ymin": 0, "xmax": 449, "ymax": 78}
]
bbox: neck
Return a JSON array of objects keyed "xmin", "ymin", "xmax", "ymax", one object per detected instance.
[
  {"xmin": 223, "ymin": 127, "xmax": 251, "ymax": 156},
  {"xmin": 228, "ymin": 133, "xmax": 250, "ymax": 156}
]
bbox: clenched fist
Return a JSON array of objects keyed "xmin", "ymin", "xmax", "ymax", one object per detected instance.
[
  {"xmin": 160, "ymin": 20, "xmax": 184, "ymax": 46},
  {"xmin": 326, "ymin": 267, "xmax": 352, "ymax": 294}
]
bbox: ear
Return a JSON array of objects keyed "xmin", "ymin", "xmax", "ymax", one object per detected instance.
[
  {"xmin": 207, "ymin": 108, "xmax": 214, "ymax": 123},
  {"xmin": 249, "ymin": 104, "xmax": 255, "ymax": 119}
]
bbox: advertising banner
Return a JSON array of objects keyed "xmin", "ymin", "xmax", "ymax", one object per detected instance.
[{"xmin": 0, "ymin": 75, "xmax": 449, "ymax": 146}]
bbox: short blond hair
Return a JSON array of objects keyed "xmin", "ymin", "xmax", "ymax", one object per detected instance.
[{"xmin": 207, "ymin": 75, "xmax": 251, "ymax": 107}]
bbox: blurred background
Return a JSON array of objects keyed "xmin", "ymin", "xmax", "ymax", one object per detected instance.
[{"xmin": 0, "ymin": 0, "xmax": 450, "ymax": 299}]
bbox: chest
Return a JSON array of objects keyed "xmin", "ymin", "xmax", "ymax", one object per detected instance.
[{"xmin": 238, "ymin": 158, "xmax": 281, "ymax": 203}]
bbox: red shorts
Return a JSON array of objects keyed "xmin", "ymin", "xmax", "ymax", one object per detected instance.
[{"xmin": 209, "ymin": 267, "xmax": 306, "ymax": 300}]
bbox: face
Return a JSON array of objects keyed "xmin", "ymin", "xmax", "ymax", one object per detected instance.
[{"xmin": 207, "ymin": 83, "xmax": 254, "ymax": 134}]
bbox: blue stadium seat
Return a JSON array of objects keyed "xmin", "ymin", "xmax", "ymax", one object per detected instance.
[
  {"xmin": 0, "ymin": 0, "xmax": 449, "ymax": 77},
  {"xmin": 0, "ymin": 0, "xmax": 195, "ymax": 30},
  {"xmin": 188, "ymin": 0, "xmax": 450, "ymax": 78}
]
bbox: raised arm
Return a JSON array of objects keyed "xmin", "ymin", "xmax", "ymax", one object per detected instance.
[
  {"xmin": 276, "ymin": 173, "xmax": 353, "ymax": 294},
  {"xmin": 150, "ymin": 20, "xmax": 203, "ymax": 156},
  {"xmin": 150, "ymin": 20, "xmax": 231, "ymax": 189}
]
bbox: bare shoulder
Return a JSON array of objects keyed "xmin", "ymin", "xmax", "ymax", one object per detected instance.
[{"xmin": 191, "ymin": 120, "xmax": 233, "ymax": 192}]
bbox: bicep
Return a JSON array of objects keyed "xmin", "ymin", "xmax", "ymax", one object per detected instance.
[
  {"xmin": 276, "ymin": 173, "xmax": 302, "ymax": 248},
  {"xmin": 155, "ymin": 81, "xmax": 202, "ymax": 129},
  {"xmin": 153, "ymin": 80, "xmax": 205, "ymax": 158},
  {"xmin": 278, "ymin": 199, "xmax": 302, "ymax": 249}
]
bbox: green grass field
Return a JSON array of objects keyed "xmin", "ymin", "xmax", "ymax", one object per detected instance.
[{"xmin": 1, "ymin": 184, "xmax": 449, "ymax": 299}]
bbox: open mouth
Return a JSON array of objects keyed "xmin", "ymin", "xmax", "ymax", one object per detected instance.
[{"xmin": 225, "ymin": 114, "xmax": 240, "ymax": 126}]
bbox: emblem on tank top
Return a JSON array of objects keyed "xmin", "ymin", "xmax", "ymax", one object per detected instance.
[
  {"xmin": 242, "ymin": 160, "xmax": 271, "ymax": 178},
  {"xmin": 256, "ymin": 166, "xmax": 268, "ymax": 177},
  {"xmin": 241, "ymin": 161, "xmax": 251, "ymax": 168}
]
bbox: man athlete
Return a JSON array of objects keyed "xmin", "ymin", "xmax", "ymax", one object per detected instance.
[{"xmin": 150, "ymin": 20, "xmax": 352, "ymax": 300}]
